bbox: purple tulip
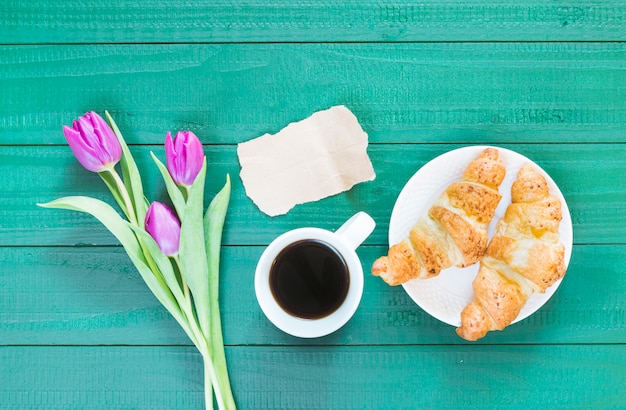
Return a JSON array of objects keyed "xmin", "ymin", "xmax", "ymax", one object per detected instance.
[
  {"xmin": 62, "ymin": 111, "xmax": 122, "ymax": 173},
  {"xmin": 165, "ymin": 131, "xmax": 204, "ymax": 187},
  {"xmin": 145, "ymin": 202, "xmax": 181, "ymax": 257}
]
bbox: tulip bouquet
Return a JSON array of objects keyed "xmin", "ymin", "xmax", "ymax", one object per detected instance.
[{"xmin": 38, "ymin": 111, "xmax": 236, "ymax": 410}]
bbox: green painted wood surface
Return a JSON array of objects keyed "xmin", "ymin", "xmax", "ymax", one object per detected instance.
[
  {"xmin": 1, "ymin": 144, "xmax": 625, "ymax": 246},
  {"xmin": 2, "ymin": 245, "xmax": 625, "ymax": 346},
  {"xmin": 2, "ymin": 1, "xmax": 626, "ymax": 43},
  {"xmin": 2, "ymin": 43, "xmax": 626, "ymax": 145},
  {"xmin": 1, "ymin": 345, "xmax": 624, "ymax": 409},
  {"xmin": 2, "ymin": 1, "xmax": 625, "ymax": 408}
]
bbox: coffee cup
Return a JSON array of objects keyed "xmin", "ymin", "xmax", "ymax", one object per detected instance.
[{"xmin": 254, "ymin": 212, "xmax": 376, "ymax": 338}]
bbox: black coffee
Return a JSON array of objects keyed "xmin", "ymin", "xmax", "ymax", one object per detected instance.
[{"xmin": 269, "ymin": 239, "xmax": 350, "ymax": 319}]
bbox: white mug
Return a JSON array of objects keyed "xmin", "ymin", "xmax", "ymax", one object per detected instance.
[{"xmin": 255, "ymin": 212, "xmax": 376, "ymax": 338}]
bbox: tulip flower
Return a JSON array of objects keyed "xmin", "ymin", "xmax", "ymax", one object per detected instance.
[
  {"xmin": 43, "ymin": 111, "xmax": 236, "ymax": 410},
  {"xmin": 63, "ymin": 111, "xmax": 122, "ymax": 172},
  {"xmin": 165, "ymin": 131, "xmax": 204, "ymax": 187},
  {"xmin": 145, "ymin": 201, "xmax": 181, "ymax": 257}
]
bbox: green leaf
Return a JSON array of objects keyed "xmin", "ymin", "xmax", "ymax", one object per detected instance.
[
  {"xmin": 36, "ymin": 196, "xmax": 200, "ymax": 347},
  {"xmin": 105, "ymin": 111, "xmax": 147, "ymax": 224},
  {"xmin": 178, "ymin": 160, "xmax": 211, "ymax": 338},
  {"xmin": 151, "ymin": 151, "xmax": 186, "ymax": 217},
  {"xmin": 98, "ymin": 170, "xmax": 128, "ymax": 218},
  {"xmin": 129, "ymin": 224, "xmax": 186, "ymax": 309},
  {"xmin": 205, "ymin": 174, "xmax": 231, "ymax": 288},
  {"xmin": 204, "ymin": 174, "xmax": 236, "ymax": 409}
]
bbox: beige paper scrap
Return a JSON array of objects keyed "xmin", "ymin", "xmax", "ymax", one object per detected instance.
[{"xmin": 237, "ymin": 105, "xmax": 376, "ymax": 216}]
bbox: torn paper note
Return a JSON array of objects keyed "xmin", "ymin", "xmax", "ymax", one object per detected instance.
[{"xmin": 237, "ymin": 105, "xmax": 376, "ymax": 216}]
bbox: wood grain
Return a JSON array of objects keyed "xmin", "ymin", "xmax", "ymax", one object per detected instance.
[
  {"xmin": 1, "ymin": 345, "xmax": 623, "ymax": 409},
  {"xmin": 3, "ymin": 1, "xmax": 626, "ymax": 408},
  {"xmin": 1, "ymin": 144, "xmax": 624, "ymax": 246},
  {"xmin": 1, "ymin": 43, "xmax": 625, "ymax": 145},
  {"xmin": 2, "ymin": 1, "xmax": 625, "ymax": 43},
  {"xmin": 2, "ymin": 245, "xmax": 624, "ymax": 346}
]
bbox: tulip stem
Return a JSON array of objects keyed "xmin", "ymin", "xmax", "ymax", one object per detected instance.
[
  {"xmin": 181, "ymin": 185, "xmax": 191, "ymax": 203},
  {"xmin": 204, "ymin": 353, "xmax": 215, "ymax": 410},
  {"xmin": 107, "ymin": 169, "xmax": 138, "ymax": 226},
  {"xmin": 172, "ymin": 254, "xmax": 230, "ymax": 410},
  {"xmin": 171, "ymin": 257, "xmax": 199, "ymax": 342}
]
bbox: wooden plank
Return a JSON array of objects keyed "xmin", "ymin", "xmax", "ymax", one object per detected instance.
[
  {"xmin": 2, "ymin": 245, "xmax": 624, "ymax": 346},
  {"xmin": 1, "ymin": 143, "xmax": 624, "ymax": 246},
  {"xmin": 2, "ymin": 3, "xmax": 623, "ymax": 410},
  {"xmin": 2, "ymin": 1, "xmax": 625, "ymax": 44},
  {"xmin": 1, "ymin": 43, "xmax": 626, "ymax": 145},
  {"xmin": 0, "ymin": 345, "xmax": 624, "ymax": 409}
]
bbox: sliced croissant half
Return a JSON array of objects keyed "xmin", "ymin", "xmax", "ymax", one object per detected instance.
[
  {"xmin": 456, "ymin": 164, "xmax": 566, "ymax": 341},
  {"xmin": 372, "ymin": 148, "xmax": 506, "ymax": 285}
]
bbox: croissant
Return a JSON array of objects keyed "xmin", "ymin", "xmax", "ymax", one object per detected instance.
[
  {"xmin": 372, "ymin": 148, "xmax": 506, "ymax": 285},
  {"xmin": 456, "ymin": 164, "xmax": 566, "ymax": 341}
]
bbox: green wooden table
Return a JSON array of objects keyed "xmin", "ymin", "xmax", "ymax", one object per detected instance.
[{"xmin": 2, "ymin": 1, "xmax": 626, "ymax": 408}]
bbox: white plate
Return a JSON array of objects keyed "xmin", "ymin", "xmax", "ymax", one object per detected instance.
[{"xmin": 390, "ymin": 146, "xmax": 573, "ymax": 327}]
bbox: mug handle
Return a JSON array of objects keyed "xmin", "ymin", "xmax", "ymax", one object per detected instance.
[{"xmin": 335, "ymin": 211, "xmax": 376, "ymax": 250}]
